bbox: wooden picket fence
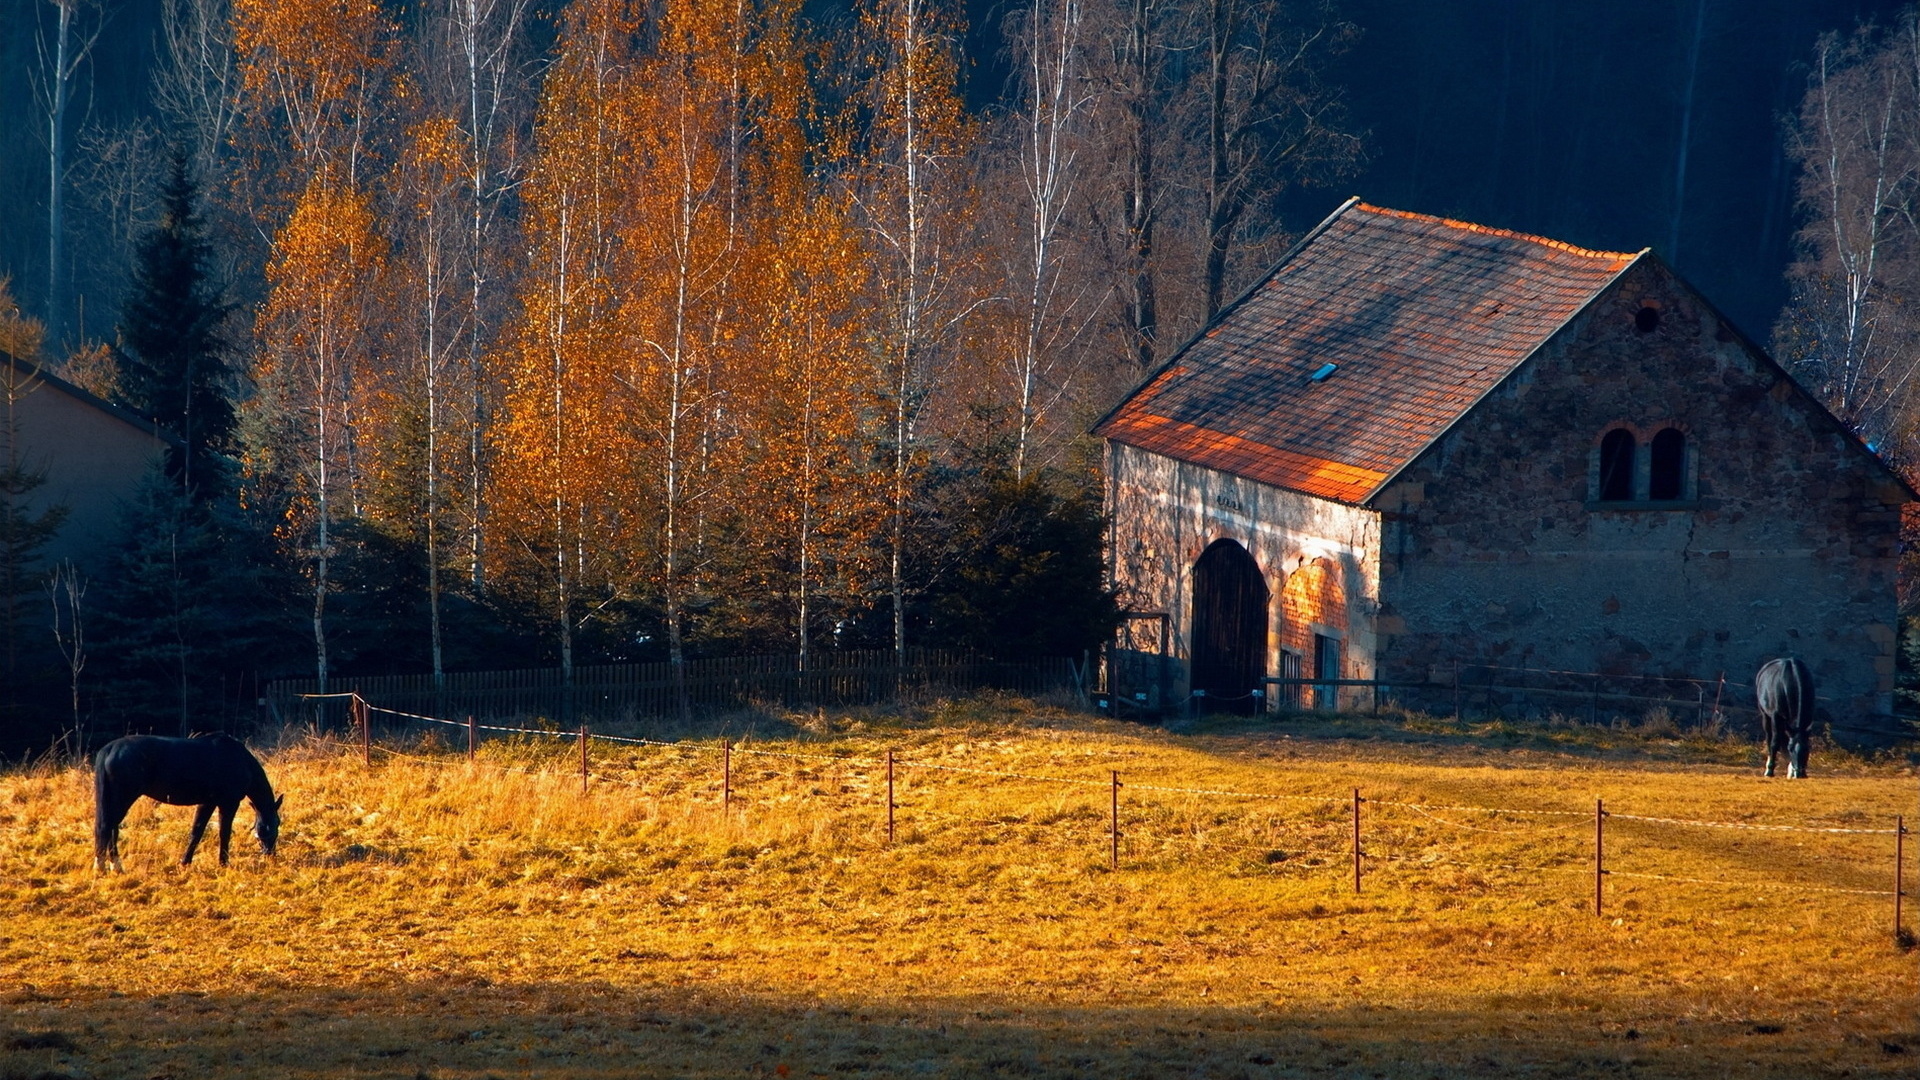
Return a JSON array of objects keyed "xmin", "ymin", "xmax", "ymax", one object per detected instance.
[{"xmin": 265, "ymin": 649, "xmax": 1077, "ymax": 728}]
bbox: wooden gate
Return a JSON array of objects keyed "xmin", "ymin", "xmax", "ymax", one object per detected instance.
[{"xmin": 1189, "ymin": 539, "xmax": 1270, "ymax": 714}]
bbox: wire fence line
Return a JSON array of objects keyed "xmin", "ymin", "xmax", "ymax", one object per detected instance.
[
  {"xmin": 1363, "ymin": 662, "xmax": 1908, "ymax": 744},
  {"xmin": 308, "ymin": 691, "xmax": 1914, "ymax": 937},
  {"xmin": 271, "ymin": 650, "xmax": 1079, "ymax": 730},
  {"xmin": 1600, "ymin": 869, "xmax": 1899, "ymax": 897},
  {"xmin": 1606, "ymin": 812, "xmax": 1899, "ymax": 835},
  {"xmin": 327, "ymin": 694, "xmax": 1900, "ymax": 836},
  {"xmin": 1393, "ymin": 802, "xmax": 1588, "ymax": 835}
]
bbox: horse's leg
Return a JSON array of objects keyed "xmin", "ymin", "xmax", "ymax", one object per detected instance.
[
  {"xmin": 107, "ymin": 797, "xmax": 131, "ymax": 873},
  {"xmin": 216, "ymin": 803, "xmax": 236, "ymax": 867},
  {"xmin": 1762, "ymin": 719, "xmax": 1778, "ymax": 777},
  {"xmin": 95, "ymin": 795, "xmax": 127, "ymax": 873},
  {"xmin": 183, "ymin": 803, "xmax": 215, "ymax": 865},
  {"xmin": 96, "ymin": 791, "xmax": 137, "ymax": 873},
  {"xmin": 94, "ymin": 785, "xmax": 112, "ymax": 873}
]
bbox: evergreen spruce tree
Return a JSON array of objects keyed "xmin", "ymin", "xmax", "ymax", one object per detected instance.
[
  {"xmin": 91, "ymin": 464, "xmax": 299, "ymax": 736},
  {"xmin": 918, "ymin": 469, "xmax": 1118, "ymax": 660},
  {"xmin": 117, "ymin": 154, "xmax": 233, "ymax": 496}
]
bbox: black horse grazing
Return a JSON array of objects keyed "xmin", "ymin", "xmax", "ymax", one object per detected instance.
[
  {"xmin": 1755, "ymin": 657, "xmax": 1816, "ymax": 779},
  {"xmin": 94, "ymin": 734, "xmax": 283, "ymax": 872}
]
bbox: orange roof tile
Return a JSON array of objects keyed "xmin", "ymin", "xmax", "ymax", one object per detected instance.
[{"xmin": 1093, "ymin": 200, "xmax": 1640, "ymax": 504}]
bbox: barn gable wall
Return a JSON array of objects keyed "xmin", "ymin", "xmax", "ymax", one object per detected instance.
[
  {"xmin": 10, "ymin": 371, "xmax": 168, "ymax": 575},
  {"xmin": 1106, "ymin": 441, "xmax": 1381, "ymax": 710},
  {"xmin": 1372, "ymin": 258, "xmax": 1905, "ymax": 723}
]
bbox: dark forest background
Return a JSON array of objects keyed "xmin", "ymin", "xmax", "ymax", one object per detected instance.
[{"xmin": 3, "ymin": 0, "xmax": 1904, "ymax": 345}]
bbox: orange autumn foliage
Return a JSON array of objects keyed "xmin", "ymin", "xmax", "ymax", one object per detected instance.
[
  {"xmin": 490, "ymin": 0, "xmax": 893, "ymax": 663},
  {"xmin": 488, "ymin": 0, "xmax": 641, "ymax": 675}
]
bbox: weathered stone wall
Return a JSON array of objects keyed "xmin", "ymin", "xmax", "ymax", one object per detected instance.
[
  {"xmin": 1106, "ymin": 442, "xmax": 1382, "ymax": 710},
  {"xmin": 1373, "ymin": 257, "xmax": 1906, "ymax": 724}
]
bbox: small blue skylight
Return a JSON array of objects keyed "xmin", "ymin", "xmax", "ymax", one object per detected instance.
[{"xmin": 1310, "ymin": 362, "xmax": 1338, "ymax": 382}]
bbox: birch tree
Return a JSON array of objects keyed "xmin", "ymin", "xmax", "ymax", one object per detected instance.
[
  {"xmin": 235, "ymin": 0, "xmax": 395, "ymax": 692},
  {"xmin": 617, "ymin": 0, "xmax": 750, "ymax": 707},
  {"xmin": 853, "ymin": 0, "xmax": 977, "ymax": 667},
  {"xmin": 1083, "ymin": 0, "xmax": 1173, "ymax": 374},
  {"xmin": 492, "ymin": 0, "xmax": 634, "ymax": 694},
  {"xmin": 998, "ymin": 0, "xmax": 1102, "ymax": 478},
  {"xmin": 153, "ymin": 0, "xmax": 240, "ymax": 186},
  {"xmin": 46, "ymin": 560, "xmax": 85, "ymax": 756},
  {"xmin": 251, "ymin": 179, "xmax": 387, "ymax": 694},
  {"xmin": 429, "ymin": 0, "xmax": 531, "ymax": 591},
  {"xmin": 731, "ymin": 14, "xmax": 884, "ymax": 665},
  {"xmin": 32, "ymin": 0, "xmax": 103, "ymax": 349},
  {"xmin": 383, "ymin": 117, "xmax": 467, "ymax": 689},
  {"xmin": 1776, "ymin": 16, "xmax": 1920, "ymax": 459}
]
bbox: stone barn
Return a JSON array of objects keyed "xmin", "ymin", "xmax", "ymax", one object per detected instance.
[{"xmin": 1092, "ymin": 199, "xmax": 1912, "ymax": 724}]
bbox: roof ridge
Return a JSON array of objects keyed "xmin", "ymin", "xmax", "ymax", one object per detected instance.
[
  {"xmin": 0, "ymin": 350, "xmax": 185, "ymax": 448},
  {"xmin": 1352, "ymin": 202, "xmax": 1638, "ymax": 263}
]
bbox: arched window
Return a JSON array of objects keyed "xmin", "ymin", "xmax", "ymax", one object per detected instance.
[
  {"xmin": 1649, "ymin": 428, "xmax": 1686, "ymax": 501},
  {"xmin": 1598, "ymin": 428, "xmax": 1636, "ymax": 501}
]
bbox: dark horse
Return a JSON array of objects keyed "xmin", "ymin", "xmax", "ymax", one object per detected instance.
[
  {"xmin": 1755, "ymin": 657, "xmax": 1816, "ymax": 779},
  {"xmin": 94, "ymin": 734, "xmax": 283, "ymax": 872}
]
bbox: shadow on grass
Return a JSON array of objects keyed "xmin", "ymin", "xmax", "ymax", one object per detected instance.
[
  {"xmin": 4, "ymin": 981, "xmax": 1915, "ymax": 1080},
  {"xmin": 1173, "ymin": 709, "xmax": 1780, "ymax": 770}
]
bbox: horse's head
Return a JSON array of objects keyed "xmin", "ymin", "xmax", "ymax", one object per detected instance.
[
  {"xmin": 1788, "ymin": 728, "xmax": 1811, "ymax": 780},
  {"xmin": 254, "ymin": 792, "xmax": 284, "ymax": 856}
]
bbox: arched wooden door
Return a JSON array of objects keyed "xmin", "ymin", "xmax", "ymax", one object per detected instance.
[{"xmin": 1190, "ymin": 539, "xmax": 1270, "ymax": 714}]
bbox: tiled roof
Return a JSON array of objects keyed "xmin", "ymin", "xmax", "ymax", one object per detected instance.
[{"xmin": 1093, "ymin": 200, "xmax": 1640, "ymax": 503}]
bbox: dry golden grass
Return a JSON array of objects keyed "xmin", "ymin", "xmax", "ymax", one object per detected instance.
[{"xmin": 2, "ymin": 697, "xmax": 1916, "ymax": 1079}]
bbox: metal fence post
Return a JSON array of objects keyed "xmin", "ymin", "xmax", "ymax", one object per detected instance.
[
  {"xmin": 467, "ymin": 714, "xmax": 476, "ymax": 760},
  {"xmin": 1896, "ymin": 815, "xmax": 1906, "ymax": 944},
  {"xmin": 1352, "ymin": 787, "xmax": 1363, "ymax": 893},
  {"xmin": 723, "ymin": 744, "xmax": 732, "ymax": 811},
  {"xmin": 1110, "ymin": 771, "xmax": 1120, "ymax": 870},
  {"xmin": 579, "ymin": 724, "xmax": 589, "ymax": 795},
  {"xmin": 1595, "ymin": 798, "xmax": 1607, "ymax": 917},
  {"xmin": 358, "ymin": 694, "xmax": 369, "ymax": 767},
  {"xmin": 886, "ymin": 749, "xmax": 896, "ymax": 845}
]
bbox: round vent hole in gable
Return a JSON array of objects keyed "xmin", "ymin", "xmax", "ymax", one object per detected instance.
[{"xmin": 1634, "ymin": 306, "xmax": 1661, "ymax": 333}]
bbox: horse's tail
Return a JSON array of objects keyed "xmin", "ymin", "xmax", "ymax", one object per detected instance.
[{"xmin": 1787, "ymin": 657, "xmax": 1816, "ymax": 730}]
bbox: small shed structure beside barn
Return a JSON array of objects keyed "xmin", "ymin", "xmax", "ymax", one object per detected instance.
[
  {"xmin": 2, "ymin": 349, "xmax": 176, "ymax": 574},
  {"xmin": 1093, "ymin": 199, "xmax": 1912, "ymax": 724}
]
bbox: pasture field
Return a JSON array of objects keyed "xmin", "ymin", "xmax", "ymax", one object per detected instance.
[{"xmin": 2, "ymin": 698, "xmax": 1916, "ymax": 1079}]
